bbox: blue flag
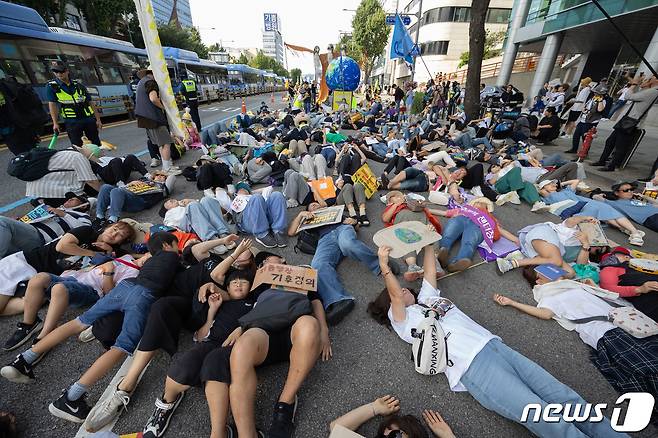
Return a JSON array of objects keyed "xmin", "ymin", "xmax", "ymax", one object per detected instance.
[{"xmin": 389, "ymin": 14, "xmax": 419, "ymax": 64}]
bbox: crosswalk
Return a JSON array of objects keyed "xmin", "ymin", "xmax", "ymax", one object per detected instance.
[{"xmin": 201, "ymin": 106, "xmax": 241, "ymax": 113}]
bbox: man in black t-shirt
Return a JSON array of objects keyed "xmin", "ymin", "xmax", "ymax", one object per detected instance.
[
  {"xmin": 531, "ymin": 106, "xmax": 561, "ymax": 144},
  {"xmin": 1, "ymin": 232, "xmax": 180, "ymax": 424},
  {"xmin": 0, "ymin": 222, "xmax": 134, "ymax": 316}
]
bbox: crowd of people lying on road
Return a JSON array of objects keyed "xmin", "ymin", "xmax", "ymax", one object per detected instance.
[{"xmin": 1, "ymin": 75, "xmax": 658, "ymax": 438}]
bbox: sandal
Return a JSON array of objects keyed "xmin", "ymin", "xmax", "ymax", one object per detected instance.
[{"xmin": 359, "ymin": 214, "xmax": 370, "ymax": 226}]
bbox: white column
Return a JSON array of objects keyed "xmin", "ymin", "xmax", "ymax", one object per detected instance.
[
  {"xmin": 497, "ymin": 0, "xmax": 532, "ymax": 86},
  {"xmin": 527, "ymin": 32, "xmax": 564, "ymax": 105},
  {"xmin": 637, "ymin": 26, "xmax": 658, "ymax": 78}
]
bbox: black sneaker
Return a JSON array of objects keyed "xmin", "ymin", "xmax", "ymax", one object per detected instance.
[
  {"xmin": 256, "ymin": 232, "xmax": 278, "ymax": 249},
  {"xmin": 142, "ymin": 393, "xmax": 185, "ymax": 438},
  {"xmin": 267, "ymin": 397, "xmax": 298, "ymax": 438},
  {"xmin": 0, "ymin": 354, "xmax": 35, "ymax": 383},
  {"xmin": 325, "ymin": 299, "xmax": 356, "ymax": 326},
  {"xmin": 274, "ymin": 232, "xmax": 287, "ymax": 248},
  {"xmin": 4, "ymin": 317, "xmax": 42, "ymax": 351},
  {"xmin": 49, "ymin": 389, "xmax": 90, "ymax": 423},
  {"xmin": 380, "ymin": 173, "xmax": 390, "ymax": 190}
]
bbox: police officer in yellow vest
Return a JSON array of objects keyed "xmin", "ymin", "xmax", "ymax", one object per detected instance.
[
  {"xmin": 178, "ymin": 72, "xmax": 201, "ymax": 130},
  {"xmin": 46, "ymin": 61, "xmax": 102, "ymax": 147}
]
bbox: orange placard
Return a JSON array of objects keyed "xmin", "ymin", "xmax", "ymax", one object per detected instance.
[
  {"xmin": 309, "ymin": 177, "xmax": 337, "ymax": 199},
  {"xmin": 251, "ymin": 263, "xmax": 318, "ymax": 293}
]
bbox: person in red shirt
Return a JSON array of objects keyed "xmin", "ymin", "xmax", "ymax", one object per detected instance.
[{"xmin": 598, "ymin": 246, "xmax": 658, "ymax": 322}]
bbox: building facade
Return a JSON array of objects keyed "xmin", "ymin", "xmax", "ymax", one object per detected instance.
[
  {"xmin": 262, "ymin": 13, "xmax": 285, "ymax": 66},
  {"xmin": 408, "ymin": 0, "xmax": 513, "ymax": 82},
  {"xmin": 498, "ymin": 0, "xmax": 658, "ymax": 103},
  {"xmin": 151, "ymin": 0, "xmax": 193, "ymax": 28}
]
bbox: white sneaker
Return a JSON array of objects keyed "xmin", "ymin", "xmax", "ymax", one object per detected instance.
[
  {"xmin": 286, "ymin": 198, "xmax": 299, "ymax": 208},
  {"xmin": 531, "ymin": 201, "xmax": 550, "ymax": 212},
  {"xmin": 164, "ymin": 166, "xmax": 182, "ymax": 176},
  {"xmin": 576, "ymin": 182, "xmax": 591, "ymax": 191},
  {"xmin": 495, "ymin": 191, "xmax": 520, "ymax": 206},
  {"xmin": 149, "ymin": 158, "xmax": 161, "ymax": 168},
  {"xmin": 559, "ymin": 134, "xmax": 571, "ymax": 139},
  {"xmin": 84, "ymin": 386, "xmax": 131, "ymax": 432},
  {"xmin": 78, "ymin": 326, "xmax": 95, "ymax": 343},
  {"xmin": 203, "ymin": 189, "xmax": 214, "ymax": 198}
]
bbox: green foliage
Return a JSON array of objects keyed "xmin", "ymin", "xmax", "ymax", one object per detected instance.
[
  {"xmin": 336, "ymin": 34, "xmax": 360, "ymax": 61},
  {"xmin": 351, "ymin": 0, "xmax": 390, "ymax": 82},
  {"xmin": 207, "ymin": 43, "xmax": 222, "ymax": 53},
  {"xmin": 157, "ymin": 24, "xmax": 209, "ymax": 59},
  {"xmin": 236, "ymin": 53, "xmax": 251, "ymax": 65},
  {"xmin": 290, "ymin": 68, "xmax": 302, "ymax": 84},
  {"xmin": 411, "ymin": 92, "xmax": 425, "ymax": 115},
  {"xmin": 248, "ymin": 50, "xmax": 288, "ymax": 77},
  {"xmin": 458, "ymin": 30, "xmax": 506, "ymax": 68}
]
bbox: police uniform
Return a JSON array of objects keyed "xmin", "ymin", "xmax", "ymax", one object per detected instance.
[
  {"xmin": 180, "ymin": 77, "xmax": 201, "ymax": 130},
  {"xmin": 46, "ymin": 78, "xmax": 100, "ymax": 147}
]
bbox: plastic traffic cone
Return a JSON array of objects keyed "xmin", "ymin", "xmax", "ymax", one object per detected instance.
[{"xmin": 241, "ymin": 98, "xmax": 246, "ymax": 114}]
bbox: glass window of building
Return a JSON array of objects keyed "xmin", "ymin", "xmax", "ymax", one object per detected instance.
[{"xmin": 64, "ymin": 13, "xmax": 82, "ymax": 31}]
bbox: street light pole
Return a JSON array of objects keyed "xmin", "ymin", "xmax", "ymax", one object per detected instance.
[{"xmin": 410, "ymin": 0, "xmax": 423, "ymax": 83}]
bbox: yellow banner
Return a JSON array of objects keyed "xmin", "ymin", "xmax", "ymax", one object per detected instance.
[
  {"xmin": 352, "ymin": 163, "xmax": 379, "ymax": 199},
  {"xmin": 133, "ymin": 0, "xmax": 184, "ymax": 139}
]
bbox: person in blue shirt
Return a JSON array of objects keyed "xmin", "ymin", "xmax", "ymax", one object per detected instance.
[
  {"xmin": 592, "ymin": 181, "xmax": 658, "ymax": 232},
  {"xmin": 45, "ymin": 61, "xmax": 102, "ymax": 147}
]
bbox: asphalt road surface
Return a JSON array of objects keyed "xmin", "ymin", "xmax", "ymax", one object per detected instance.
[{"xmin": 1, "ymin": 94, "xmax": 656, "ymax": 438}]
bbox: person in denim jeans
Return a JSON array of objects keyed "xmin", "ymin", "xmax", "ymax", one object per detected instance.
[
  {"xmin": 386, "ymin": 167, "xmax": 429, "ymax": 192},
  {"xmin": 1, "ymin": 232, "xmax": 180, "ymax": 424},
  {"xmin": 369, "ymin": 245, "xmax": 624, "ymax": 438},
  {"xmin": 288, "ymin": 207, "xmax": 390, "ymax": 325},
  {"xmin": 232, "ymin": 182, "xmax": 288, "ymax": 249}
]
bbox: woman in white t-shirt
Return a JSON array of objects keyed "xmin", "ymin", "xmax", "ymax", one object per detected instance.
[
  {"xmin": 369, "ymin": 244, "xmax": 623, "ymax": 438},
  {"xmin": 494, "ymin": 273, "xmax": 658, "ymax": 426}
]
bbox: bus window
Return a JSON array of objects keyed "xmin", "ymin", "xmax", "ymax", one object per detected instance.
[
  {"xmin": 0, "ymin": 59, "xmax": 30, "ymax": 84},
  {"xmin": 97, "ymin": 65, "xmax": 124, "ymax": 84},
  {"xmin": 28, "ymin": 60, "xmax": 50, "ymax": 84},
  {"xmin": 71, "ymin": 62, "xmax": 100, "ymax": 84}
]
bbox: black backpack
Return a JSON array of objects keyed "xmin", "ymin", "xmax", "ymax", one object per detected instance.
[
  {"xmin": 0, "ymin": 79, "xmax": 48, "ymax": 130},
  {"xmin": 294, "ymin": 229, "xmax": 319, "ymax": 255},
  {"xmin": 7, "ymin": 148, "xmax": 73, "ymax": 181}
]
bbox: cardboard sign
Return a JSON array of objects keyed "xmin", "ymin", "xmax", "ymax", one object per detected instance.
[
  {"xmin": 332, "ymin": 90, "xmax": 354, "ymax": 111},
  {"xmin": 352, "ymin": 163, "xmax": 379, "ymax": 199},
  {"xmin": 298, "ymin": 205, "xmax": 344, "ymax": 231},
  {"xmin": 309, "ymin": 177, "xmax": 337, "ymax": 200},
  {"xmin": 329, "ymin": 425, "xmax": 365, "ymax": 438},
  {"xmin": 373, "ymin": 221, "xmax": 441, "ymax": 258},
  {"xmin": 18, "ymin": 204, "xmax": 53, "ymax": 223},
  {"xmin": 125, "ymin": 180, "xmax": 162, "ymax": 195},
  {"xmin": 577, "ymin": 222, "xmax": 608, "ymax": 247},
  {"xmin": 230, "ymin": 194, "xmax": 251, "ymax": 213},
  {"xmin": 251, "ymin": 263, "xmax": 317, "ymax": 293}
]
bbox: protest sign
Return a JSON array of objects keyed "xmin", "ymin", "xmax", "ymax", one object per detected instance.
[
  {"xmin": 230, "ymin": 194, "xmax": 251, "ymax": 213},
  {"xmin": 309, "ymin": 177, "xmax": 336, "ymax": 199},
  {"xmin": 352, "ymin": 163, "xmax": 379, "ymax": 199},
  {"xmin": 125, "ymin": 181, "xmax": 162, "ymax": 196},
  {"xmin": 373, "ymin": 221, "xmax": 441, "ymax": 258},
  {"xmin": 251, "ymin": 263, "xmax": 318, "ymax": 293},
  {"xmin": 577, "ymin": 222, "xmax": 608, "ymax": 247},
  {"xmin": 18, "ymin": 204, "xmax": 53, "ymax": 223},
  {"xmin": 298, "ymin": 205, "xmax": 344, "ymax": 231}
]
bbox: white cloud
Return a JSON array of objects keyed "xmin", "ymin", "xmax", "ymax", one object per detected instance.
[{"xmin": 189, "ymin": 0, "xmax": 363, "ymax": 73}]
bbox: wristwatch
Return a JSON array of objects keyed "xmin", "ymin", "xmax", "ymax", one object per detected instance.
[{"xmin": 102, "ymin": 272, "xmax": 115, "ymax": 276}]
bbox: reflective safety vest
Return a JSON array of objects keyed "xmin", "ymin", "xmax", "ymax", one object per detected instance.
[
  {"xmin": 48, "ymin": 80, "xmax": 94, "ymax": 119},
  {"xmin": 181, "ymin": 79, "xmax": 197, "ymax": 101}
]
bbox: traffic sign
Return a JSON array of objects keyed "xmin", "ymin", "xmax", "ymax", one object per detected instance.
[{"xmin": 385, "ymin": 14, "xmax": 411, "ymax": 26}]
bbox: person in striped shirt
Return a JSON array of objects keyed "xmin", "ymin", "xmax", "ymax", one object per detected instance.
[{"xmin": 0, "ymin": 192, "xmax": 91, "ymax": 258}]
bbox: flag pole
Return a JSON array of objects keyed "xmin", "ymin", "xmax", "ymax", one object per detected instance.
[{"xmin": 410, "ymin": 0, "xmax": 423, "ymax": 83}]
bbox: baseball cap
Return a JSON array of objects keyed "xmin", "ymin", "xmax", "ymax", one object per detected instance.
[
  {"xmin": 537, "ymin": 179, "xmax": 558, "ymax": 190},
  {"xmin": 50, "ymin": 61, "xmax": 67, "ymax": 73},
  {"xmin": 64, "ymin": 191, "xmax": 88, "ymax": 204}
]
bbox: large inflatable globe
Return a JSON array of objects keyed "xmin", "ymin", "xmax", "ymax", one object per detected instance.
[{"xmin": 325, "ymin": 56, "xmax": 361, "ymax": 91}]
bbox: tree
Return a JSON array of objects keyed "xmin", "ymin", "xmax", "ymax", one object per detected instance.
[
  {"xmin": 457, "ymin": 30, "xmax": 506, "ymax": 68},
  {"xmin": 70, "ymin": 0, "xmax": 137, "ymax": 39},
  {"xmin": 464, "ymin": 0, "xmax": 491, "ymax": 120},
  {"xmin": 336, "ymin": 33, "xmax": 360, "ymax": 61},
  {"xmin": 207, "ymin": 43, "xmax": 223, "ymax": 52},
  {"xmin": 248, "ymin": 50, "xmax": 288, "ymax": 77},
  {"xmin": 157, "ymin": 24, "xmax": 209, "ymax": 59},
  {"xmin": 290, "ymin": 68, "xmax": 302, "ymax": 84},
  {"xmin": 351, "ymin": 0, "xmax": 390, "ymax": 84},
  {"xmin": 236, "ymin": 53, "xmax": 250, "ymax": 65}
]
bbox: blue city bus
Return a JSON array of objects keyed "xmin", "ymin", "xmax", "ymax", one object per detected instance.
[
  {"xmin": 225, "ymin": 64, "xmax": 264, "ymax": 95},
  {"xmin": 162, "ymin": 47, "xmax": 228, "ymax": 102},
  {"xmin": 0, "ymin": 1, "xmax": 149, "ymax": 117}
]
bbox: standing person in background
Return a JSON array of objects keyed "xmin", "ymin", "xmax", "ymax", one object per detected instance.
[
  {"xmin": 593, "ymin": 74, "xmax": 658, "ymax": 172},
  {"xmin": 179, "ymin": 72, "xmax": 201, "ymax": 130},
  {"xmin": 134, "ymin": 67, "xmax": 177, "ymax": 173},
  {"xmin": 560, "ymin": 77, "xmax": 592, "ymax": 139},
  {"xmin": 46, "ymin": 61, "xmax": 102, "ymax": 148},
  {"xmin": 393, "ymin": 84, "xmax": 404, "ymax": 112},
  {"xmin": 565, "ymin": 83, "xmax": 608, "ymax": 154}
]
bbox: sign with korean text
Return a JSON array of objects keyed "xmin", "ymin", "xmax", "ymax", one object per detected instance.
[
  {"xmin": 352, "ymin": 163, "xmax": 379, "ymax": 199},
  {"xmin": 386, "ymin": 14, "xmax": 411, "ymax": 25},
  {"xmin": 251, "ymin": 263, "xmax": 317, "ymax": 293},
  {"xmin": 264, "ymin": 13, "xmax": 279, "ymax": 32}
]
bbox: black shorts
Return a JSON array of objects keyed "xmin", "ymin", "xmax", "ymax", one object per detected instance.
[
  {"xmin": 167, "ymin": 327, "xmax": 293, "ymax": 386},
  {"xmin": 567, "ymin": 110, "xmax": 582, "ymax": 122}
]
